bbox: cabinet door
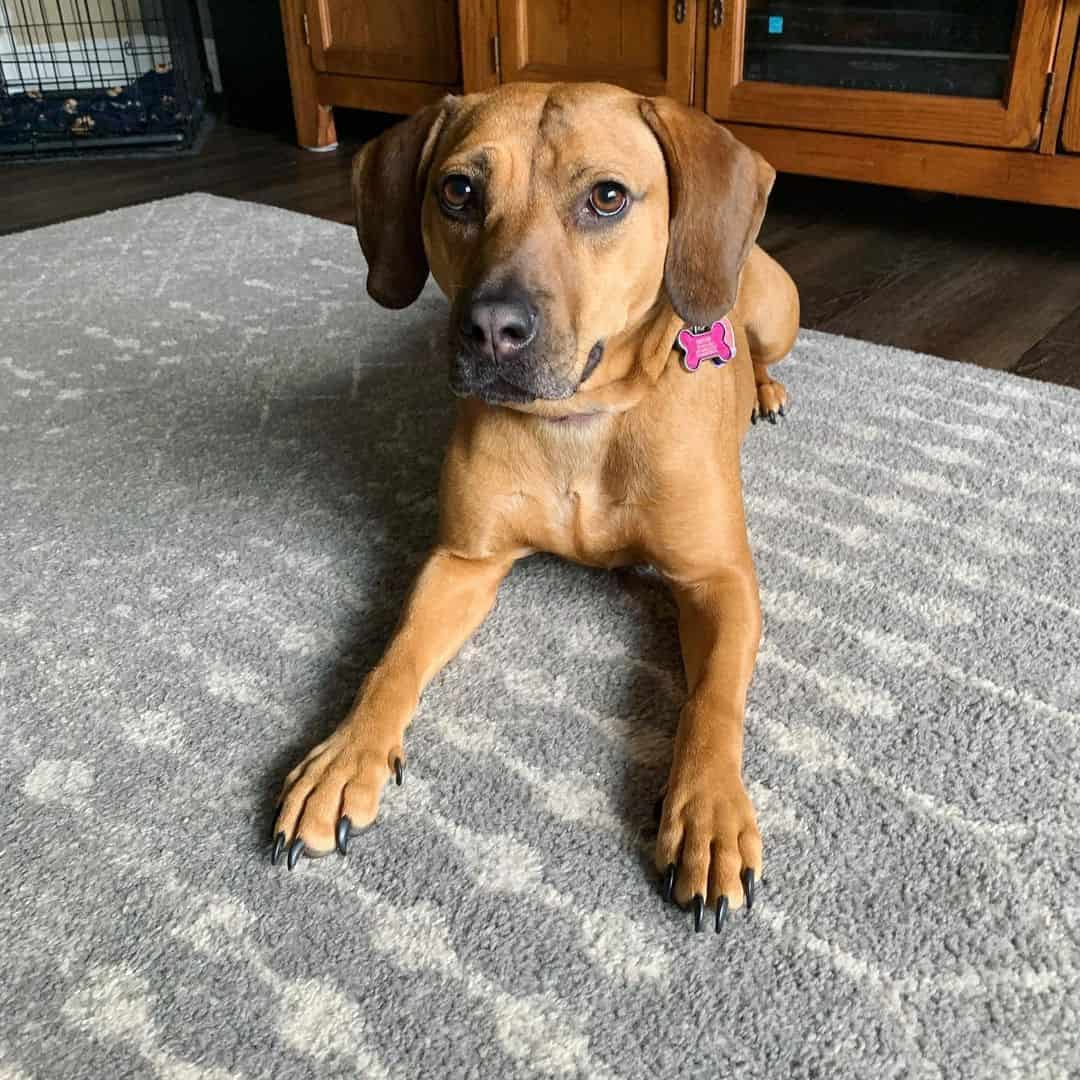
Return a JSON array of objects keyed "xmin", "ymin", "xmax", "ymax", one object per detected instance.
[
  {"xmin": 306, "ymin": 0, "xmax": 461, "ymax": 85},
  {"xmin": 495, "ymin": 0, "xmax": 696, "ymax": 102},
  {"xmin": 1064, "ymin": 49, "xmax": 1080, "ymax": 151},
  {"xmin": 704, "ymin": 0, "xmax": 1062, "ymax": 149}
]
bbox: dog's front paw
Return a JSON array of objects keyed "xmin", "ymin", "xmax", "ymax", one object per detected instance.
[
  {"xmin": 655, "ymin": 765, "xmax": 761, "ymax": 932},
  {"xmin": 270, "ymin": 727, "xmax": 403, "ymax": 869}
]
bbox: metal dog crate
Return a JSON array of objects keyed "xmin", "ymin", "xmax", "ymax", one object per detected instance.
[{"xmin": 0, "ymin": 0, "xmax": 206, "ymax": 155}]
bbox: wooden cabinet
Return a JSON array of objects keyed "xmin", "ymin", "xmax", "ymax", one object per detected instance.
[
  {"xmin": 1063, "ymin": 28, "xmax": 1080, "ymax": 152},
  {"xmin": 280, "ymin": 0, "xmax": 462, "ymax": 149},
  {"xmin": 281, "ymin": 0, "xmax": 1080, "ymax": 207},
  {"xmin": 494, "ymin": 0, "xmax": 695, "ymax": 101},
  {"xmin": 306, "ymin": 0, "xmax": 460, "ymax": 85},
  {"xmin": 704, "ymin": 1, "xmax": 1059, "ymax": 149}
]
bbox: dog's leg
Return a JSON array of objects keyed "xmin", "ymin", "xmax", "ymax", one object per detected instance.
[
  {"xmin": 735, "ymin": 246, "xmax": 799, "ymax": 425},
  {"xmin": 655, "ymin": 561, "xmax": 763, "ymax": 928},
  {"xmin": 273, "ymin": 547, "xmax": 514, "ymax": 864}
]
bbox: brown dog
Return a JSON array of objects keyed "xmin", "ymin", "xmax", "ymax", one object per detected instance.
[{"xmin": 271, "ymin": 81, "xmax": 799, "ymax": 931}]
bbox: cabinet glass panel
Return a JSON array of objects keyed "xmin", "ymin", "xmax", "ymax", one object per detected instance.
[{"xmin": 743, "ymin": 2, "xmax": 1019, "ymax": 98}]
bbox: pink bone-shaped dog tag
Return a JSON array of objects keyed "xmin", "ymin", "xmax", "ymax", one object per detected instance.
[{"xmin": 676, "ymin": 318, "xmax": 736, "ymax": 372}]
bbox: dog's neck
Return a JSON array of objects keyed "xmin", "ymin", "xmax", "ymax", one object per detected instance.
[{"xmin": 592, "ymin": 299, "xmax": 687, "ymax": 398}]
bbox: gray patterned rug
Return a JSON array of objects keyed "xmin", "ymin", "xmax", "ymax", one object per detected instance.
[{"xmin": 2, "ymin": 194, "xmax": 1078, "ymax": 1080}]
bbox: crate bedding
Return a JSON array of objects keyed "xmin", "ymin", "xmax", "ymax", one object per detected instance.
[{"xmin": 0, "ymin": 62, "xmax": 185, "ymax": 144}]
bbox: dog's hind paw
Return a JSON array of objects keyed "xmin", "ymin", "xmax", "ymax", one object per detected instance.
[
  {"xmin": 751, "ymin": 403, "xmax": 786, "ymax": 425},
  {"xmin": 751, "ymin": 376, "xmax": 788, "ymax": 426},
  {"xmin": 270, "ymin": 728, "xmax": 404, "ymax": 869}
]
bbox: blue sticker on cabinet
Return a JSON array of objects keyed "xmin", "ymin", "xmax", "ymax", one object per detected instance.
[{"xmin": 768, "ymin": 15, "xmax": 784, "ymax": 33}]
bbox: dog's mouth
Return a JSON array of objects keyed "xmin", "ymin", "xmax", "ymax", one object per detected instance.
[
  {"xmin": 447, "ymin": 338, "xmax": 604, "ymax": 407},
  {"xmin": 448, "ymin": 366, "xmax": 539, "ymax": 404},
  {"xmin": 448, "ymin": 346, "xmax": 582, "ymax": 405},
  {"xmin": 579, "ymin": 342, "xmax": 604, "ymax": 385},
  {"xmin": 541, "ymin": 410, "xmax": 606, "ymax": 426}
]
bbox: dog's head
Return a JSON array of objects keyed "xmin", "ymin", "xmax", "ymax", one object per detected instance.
[{"xmin": 352, "ymin": 82, "xmax": 774, "ymax": 411}]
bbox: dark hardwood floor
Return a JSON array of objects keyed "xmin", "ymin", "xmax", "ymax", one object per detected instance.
[{"xmin": 2, "ymin": 113, "xmax": 1078, "ymax": 389}]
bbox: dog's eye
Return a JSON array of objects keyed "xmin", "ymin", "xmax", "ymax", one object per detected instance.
[
  {"xmin": 440, "ymin": 174, "xmax": 475, "ymax": 213},
  {"xmin": 588, "ymin": 182, "xmax": 628, "ymax": 217}
]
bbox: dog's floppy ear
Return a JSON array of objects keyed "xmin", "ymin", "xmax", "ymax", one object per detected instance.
[
  {"xmin": 351, "ymin": 97, "xmax": 454, "ymax": 309},
  {"xmin": 640, "ymin": 97, "xmax": 775, "ymax": 325}
]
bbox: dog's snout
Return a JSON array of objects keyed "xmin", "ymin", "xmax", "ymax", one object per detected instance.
[
  {"xmin": 462, "ymin": 296, "xmax": 537, "ymax": 362},
  {"xmin": 451, "ymin": 281, "xmax": 573, "ymax": 403}
]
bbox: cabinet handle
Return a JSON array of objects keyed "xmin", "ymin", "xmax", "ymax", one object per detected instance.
[
  {"xmin": 673, "ymin": 0, "xmax": 686, "ymax": 22},
  {"xmin": 711, "ymin": 0, "xmax": 724, "ymax": 28}
]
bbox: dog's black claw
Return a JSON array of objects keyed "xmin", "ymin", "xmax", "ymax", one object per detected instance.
[
  {"xmin": 742, "ymin": 868, "xmax": 756, "ymax": 914},
  {"xmin": 287, "ymin": 837, "xmax": 304, "ymax": 871},
  {"xmin": 271, "ymin": 831, "xmax": 286, "ymax": 866},
  {"xmin": 663, "ymin": 863, "xmax": 676, "ymax": 903},
  {"xmin": 336, "ymin": 816, "xmax": 351, "ymax": 856},
  {"xmin": 394, "ymin": 757, "xmax": 404, "ymax": 786},
  {"xmin": 715, "ymin": 895, "xmax": 729, "ymax": 933},
  {"xmin": 693, "ymin": 895, "xmax": 705, "ymax": 932},
  {"xmin": 778, "ymin": 405, "xmax": 786, "ymax": 418},
  {"xmin": 751, "ymin": 410, "xmax": 758, "ymax": 425},
  {"xmin": 767, "ymin": 410, "xmax": 778, "ymax": 425}
]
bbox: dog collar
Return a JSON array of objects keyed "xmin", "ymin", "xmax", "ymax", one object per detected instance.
[{"xmin": 676, "ymin": 317, "xmax": 736, "ymax": 372}]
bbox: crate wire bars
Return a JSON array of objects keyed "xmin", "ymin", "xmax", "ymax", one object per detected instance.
[{"xmin": 0, "ymin": 0, "xmax": 205, "ymax": 154}]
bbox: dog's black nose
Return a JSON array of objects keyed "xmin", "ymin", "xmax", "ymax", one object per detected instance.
[{"xmin": 463, "ymin": 296, "xmax": 537, "ymax": 362}]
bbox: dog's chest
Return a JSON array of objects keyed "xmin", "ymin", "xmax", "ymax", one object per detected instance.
[{"xmin": 528, "ymin": 474, "xmax": 639, "ymax": 568}]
